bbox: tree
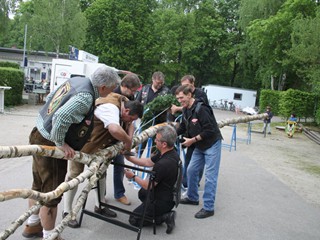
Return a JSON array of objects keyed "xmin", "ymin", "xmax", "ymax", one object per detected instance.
[
  {"xmin": 0, "ymin": 0, "xmax": 20, "ymax": 33},
  {"xmin": 245, "ymin": 0, "xmax": 317, "ymax": 91},
  {"xmin": 84, "ymin": 0, "xmax": 156, "ymax": 82},
  {"xmin": 27, "ymin": 0, "xmax": 87, "ymax": 56},
  {"xmin": 287, "ymin": 8, "xmax": 320, "ymax": 95}
]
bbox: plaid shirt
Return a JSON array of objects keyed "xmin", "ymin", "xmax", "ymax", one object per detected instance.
[{"xmin": 36, "ymin": 88, "xmax": 99, "ymax": 146}]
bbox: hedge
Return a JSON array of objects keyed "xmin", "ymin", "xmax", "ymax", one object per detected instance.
[
  {"xmin": 0, "ymin": 67, "xmax": 24, "ymax": 106},
  {"xmin": 259, "ymin": 89, "xmax": 318, "ymax": 123},
  {"xmin": 0, "ymin": 61, "xmax": 20, "ymax": 69}
]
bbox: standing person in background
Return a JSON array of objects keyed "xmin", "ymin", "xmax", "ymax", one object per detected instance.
[
  {"xmin": 22, "ymin": 65, "xmax": 120, "ymax": 240},
  {"xmin": 175, "ymin": 85, "xmax": 223, "ymax": 219},
  {"xmin": 263, "ymin": 106, "xmax": 273, "ymax": 135},
  {"xmin": 170, "ymin": 75, "xmax": 209, "ymax": 188},
  {"xmin": 111, "ymin": 73, "xmax": 141, "ymax": 205},
  {"xmin": 135, "ymin": 71, "xmax": 169, "ymax": 107},
  {"xmin": 135, "ymin": 71, "xmax": 170, "ymax": 155}
]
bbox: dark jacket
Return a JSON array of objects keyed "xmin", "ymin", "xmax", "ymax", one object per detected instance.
[
  {"xmin": 177, "ymin": 100, "xmax": 222, "ymax": 151},
  {"xmin": 135, "ymin": 84, "xmax": 169, "ymax": 105}
]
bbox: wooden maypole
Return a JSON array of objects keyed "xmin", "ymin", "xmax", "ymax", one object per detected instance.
[{"xmin": 0, "ymin": 114, "xmax": 267, "ymax": 239}]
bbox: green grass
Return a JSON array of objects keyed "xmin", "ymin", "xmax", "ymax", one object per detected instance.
[{"xmin": 299, "ymin": 162, "xmax": 320, "ymax": 176}]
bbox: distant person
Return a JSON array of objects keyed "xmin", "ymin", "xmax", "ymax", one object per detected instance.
[
  {"xmin": 263, "ymin": 106, "xmax": 273, "ymax": 134},
  {"xmin": 175, "ymin": 85, "xmax": 223, "ymax": 219},
  {"xmin": 22, "ymin": 65, "xmax": 120, "ymax": 240},
  {"xmin": 124, "ymin": 125, "xmax": 179, "ymax": 234}
]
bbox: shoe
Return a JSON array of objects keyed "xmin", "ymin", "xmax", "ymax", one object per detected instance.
[
  {"xmin": 62, "ymin": 212, "xmax": 80, "ymax": 228},
  {"xmin": 268, "ymin": 132, "xmax": 271, "ymax": 135},
  {"xmin": 94, "ymin": 206, "xmax": 117, "ymax": 218},
  {"xmin": 165, "ymin": 211, "xmax": 176, "ymax": 234},
  {"xmin": 179, "ymin": 197, "xmax": 199, "ymax": 205},
  {"xmin": 41, "ymin": 235, "xmax": 64, "ymax": 240},
  {"xmin": 116, "ymin": 196, "xmax": 131, "ymax": 205},
  {"xmin": 22, "ymin": 222, "xmax": 43, "ymax": 238},
  {"xmin": 194, "ymin": 208, "xmax": 214, "ymax": 219}
]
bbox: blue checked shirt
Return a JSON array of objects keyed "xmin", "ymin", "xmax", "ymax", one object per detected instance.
[{"xmin": 36, "ymin": 88, "xmax": 99, "ymax": 147}]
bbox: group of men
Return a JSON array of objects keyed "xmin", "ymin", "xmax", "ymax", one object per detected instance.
[{"xmin": 22, "ymin": 66, "xmax": 223, "ymax": 240}]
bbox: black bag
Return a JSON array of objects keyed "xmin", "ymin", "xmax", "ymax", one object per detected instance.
[
  {"xmin": 173, "ymin": 160, "xmax": 183, "ymax": 208},
  {"xmin": 64, "ymin": 105, "xmax": 95, "ymax": 150}
]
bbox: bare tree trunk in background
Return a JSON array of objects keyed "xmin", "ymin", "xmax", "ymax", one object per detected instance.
[{"xmin": 270, "ymin": 75, "xmax": 274, "ymax": 90}]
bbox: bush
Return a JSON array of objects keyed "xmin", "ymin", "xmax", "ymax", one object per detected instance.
[
  {"xmin": 0, "ymin": 67, "xmax": 24, "ymax": 106},
  {"xmin": 0, "ymin": 61, "xmax": 20, "ymax": 69},
  {"xmin": 279, "ymin": 89, "xmax": 316, "ymax": 120},
  {"xmin": 259, "ymin": 89, "xmax": 281, "ymax": 115}
]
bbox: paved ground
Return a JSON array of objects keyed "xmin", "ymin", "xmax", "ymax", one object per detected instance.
[{"xmin": 0, "ymin": 104, "xmax": 319, "ymax": 240}]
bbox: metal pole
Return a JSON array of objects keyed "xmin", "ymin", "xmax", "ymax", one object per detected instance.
[{"xmin": 22, "ymin": 24, "xmax": 27, "ymax": 65}]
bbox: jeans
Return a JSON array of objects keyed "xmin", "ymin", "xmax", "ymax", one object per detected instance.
[
  {"xmin": 263, "ymin": 122, "xmax": 271, "ymax": 133},
  {"xmin": 182, "ymin": 145, "xmax": 203, "ymax": 188},
  {"xmin": 113, "ymin": 155, "xmax": 126, "ymax": 199},
  {"xmin": 187, "ymin": 139, "xmax": 222, "ymax": 211}
]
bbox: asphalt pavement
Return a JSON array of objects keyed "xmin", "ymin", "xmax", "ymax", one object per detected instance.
[{"xmin": 0, "ymin": 104, "xmax": 319, "ymax": 240}]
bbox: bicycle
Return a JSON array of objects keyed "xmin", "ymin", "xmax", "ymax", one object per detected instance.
[{"xmin": 228, "ymin": 101, "xmax": 235, "ymax": 112}]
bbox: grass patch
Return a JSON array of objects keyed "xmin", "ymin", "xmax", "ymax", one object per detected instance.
[{"xmin": 299, "ymin": 162, "xmax": 320, "ymax": 176}]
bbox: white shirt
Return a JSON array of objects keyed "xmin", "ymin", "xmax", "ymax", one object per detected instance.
[{"xmin": 94, "ymin": 103, "xmax": 120, "ymax": 128}]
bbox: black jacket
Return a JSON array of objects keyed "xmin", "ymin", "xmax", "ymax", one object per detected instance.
[{"xmin": 177, "ymin": 100, "xmax": 222, "ymax": 150}]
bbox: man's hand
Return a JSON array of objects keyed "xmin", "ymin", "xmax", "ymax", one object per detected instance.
[
  {"xmin": 124, "ymin": 168, "xmax": 135, "ymax": 179},
  {"xmin": 171, "ymin": 104, "xmax": 182, "ymax": 115},
  {"xmin": 57, "ymin": 143, "xmax": 75, "ymax": 159},
  {"xmin": 181, "ymin": 137, "xmax": 195, "ymax": 148}
]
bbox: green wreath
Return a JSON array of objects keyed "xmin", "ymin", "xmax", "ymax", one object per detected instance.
[{"xmin": 141, "ymin": 94, "xmax": 180, "ymax": 124}]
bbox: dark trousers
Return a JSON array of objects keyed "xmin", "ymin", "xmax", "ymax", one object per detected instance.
[{"xmin": 129, "ymin": 188, "xmax": 174, "ymax": 227}]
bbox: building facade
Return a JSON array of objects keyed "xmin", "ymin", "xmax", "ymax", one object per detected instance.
[{"xmin": 0, "ymin": 47, "xmax": 68, "ymax": 83}]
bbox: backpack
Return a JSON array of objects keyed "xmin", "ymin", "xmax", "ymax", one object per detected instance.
[{"xmin": 173, "ymin": 159, "xmax": 183, "ymax": 208}]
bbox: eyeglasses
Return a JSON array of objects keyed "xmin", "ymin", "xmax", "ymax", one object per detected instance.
[{"xmin": 154, "ymin": 138, "xmax": 164, "ymax": 143}]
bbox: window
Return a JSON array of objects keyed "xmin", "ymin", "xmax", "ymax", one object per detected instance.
[{"xmin": 234, "ymin": 93, "xmax": 242, "ymax": 100}]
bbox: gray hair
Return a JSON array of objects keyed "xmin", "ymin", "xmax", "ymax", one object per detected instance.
[
  {"xmin": 156, "ymin": 125, "xmax": 177, "ymax": 147},
  {"xmin": 91, "ymin": 65, "xmax": 121, "ymax": 88},
  {"xmin": 152, "ymin": 71, "xmax": 165, "ymax": 82}
]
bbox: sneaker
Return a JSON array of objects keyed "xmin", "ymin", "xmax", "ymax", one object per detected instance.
[
  {"xmin": 62, "ymin": 212, "xmax": 80, "ymax": 228},
  {"xmin": 179, "ymin": 197, "xmax": 199, "ymax": 205},
  {"xmin": 41, "ymin": 235, "xmax": 64, "ymax": 240},
  {"xmin": 94, "ymin": 206, "xmax": 117, "ymax": 218},
  {"xmin": 22, "ymin": 222, "xmax": 43, "ymax": 238},
  {"xmin": 194, "ymin": 208, "xmax": 214, "ymax": 219},
  {"xmin": 116, "ymin": 196, "xmax": 131, "ymax": 205},
  {"xmin": 268, "ymin": 132, "xmax": 271, "ymax": 135}
]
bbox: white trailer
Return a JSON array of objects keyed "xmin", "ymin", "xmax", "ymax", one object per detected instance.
[
  {"xmin": 50, "ymin": 59, "xmax": 111, "ymax": 92},
  {"xmin": 203, "ymin": 84, "xmax": 257, "ymax": 110}
]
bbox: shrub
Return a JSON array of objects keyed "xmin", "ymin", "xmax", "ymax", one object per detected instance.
[{"xmin": 0, "ymin": 67, "xmax": 24, "ymax": 106}]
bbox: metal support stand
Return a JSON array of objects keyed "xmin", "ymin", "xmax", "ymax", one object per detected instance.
[
  {"xmin": 78, "ymin": 163, "xmax": 156, "ymax": 240},
  {"xmin": 236, "ymin": 122, "xmax": 252, "ymax": 145},
  {"xmin": 222, "ymin": 124, "xmax": 237, "ymax": 152}
]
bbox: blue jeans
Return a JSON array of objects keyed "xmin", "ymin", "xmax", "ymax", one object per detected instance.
[
  {"xmin": 187, "ymin": 139, "xmax": 222, "ymax": 211},
  {"xmin": 113, "ymin": 155, "xmax": 126, "ymax": 199}
]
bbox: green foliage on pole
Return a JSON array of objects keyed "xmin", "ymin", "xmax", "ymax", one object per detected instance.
[
  {"xmin": 0, "ymin": 67, "xmax": 24, "ymax": 106},
  {"xmin": 141, "ymin": 94, "xmax": 179, "ymax": 124}
]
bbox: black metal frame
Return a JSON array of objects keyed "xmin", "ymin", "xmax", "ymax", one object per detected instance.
[{"xmin": 78, "ymin": 162, "xmax": 156, "ymax": 240}]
